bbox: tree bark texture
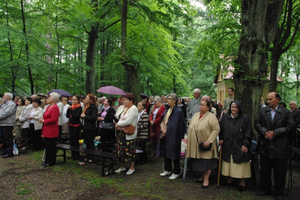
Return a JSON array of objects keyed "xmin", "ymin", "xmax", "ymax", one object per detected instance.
[
  {"xmin": 268, "ymin": 0, "xmax": 299, "ymax": 92},
  {"xmin": 120, "ymin": 0, "xmax": 141, "ymax": 103},
  {"xmin": 234, "ymin": 0, "xmax": 283, "ymax": 137},
  {"xmin": 6, "ymin": 2, "xmax": 17, "ymax": 93},
  {"xmin": 21, "ymin": 0, "xmax": 34, "ymax": 94},
  {"xmin": 85, "ymin": 25, "xmax": 98, "ymax": 94}
]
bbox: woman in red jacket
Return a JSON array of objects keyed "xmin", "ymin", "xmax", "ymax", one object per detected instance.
[
  {"xmin": 39, "ymin": 92, "xmax": 60, "ymax": 167},
  {"xmin": 149, "ymin": 96, "xmax": 166, "ymax": 157}
]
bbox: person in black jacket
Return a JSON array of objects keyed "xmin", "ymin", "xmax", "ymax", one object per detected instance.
[
  {"xmin": 255, "ymin": 92, "xmax": 295, "ymax": 199},
  {"xmin": 80, "ymin": 94, "xmax": 98, "ymax": 163},
  {"xmin": 97, "ymin": 97, "xmax": 116, "ymax": 152},
  {"xmin": 67, "ymin": 95, "xmax": 82, "ymax": 160},
  {"xmin": 219, "ymin": 101, "xmax": 252, "ymax": 191}
]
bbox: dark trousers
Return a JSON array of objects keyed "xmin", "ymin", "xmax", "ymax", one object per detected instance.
[
  {"xmin": 44, "ymin": 137, "xmax": 57, "ymax": 165},
  {"xmin": 100, "ymin": 128, "xmax": 115, "ymax": 152},
  {"xmin": 83, "ymin": 129, "xmax": 95, "ymax": 160},
  {"xmin": 138, "ymin": 139, "xmax": 148, "ymax": 162},
  {"xmin": 164, "ymin": 155, "xmax": 180, "ymax": 174},
  {"xmin": 260, "ymin": 156, "xmax": 288, "ymax": 196},
  {"xmin": 0, "ymin": 126, "xmax": 13, "ymax": 155},
  {"xmin": 30, "ymin": 123, "xmax": 42, "ymax": 151},
  {"xmin": 69, "ymin": 125, "xmax": 81, "ymax": 158},
  {"xmin": 57, "ymin": 125, "xmax": 62, "ymax": 143}
]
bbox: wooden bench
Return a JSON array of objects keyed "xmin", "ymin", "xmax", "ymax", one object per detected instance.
[{"xmin": 56, "ymin": 143, "xmax": 119, "ymax": 176}]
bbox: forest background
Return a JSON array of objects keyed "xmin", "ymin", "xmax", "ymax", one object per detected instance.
[{"xmin": 0, "ymin": 0, "xmax": 299, "ymax": 107}]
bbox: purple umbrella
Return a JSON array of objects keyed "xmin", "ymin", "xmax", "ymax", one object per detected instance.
[
  {"xmin": 48, "ymin": 89, "xmax": 72, "ymax": 97},
  {"xmin": 97, "ymin": 86, "xmax": 126, "ymax": 95}
]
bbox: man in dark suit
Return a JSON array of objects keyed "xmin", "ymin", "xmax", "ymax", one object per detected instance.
[
  {"xmin": 289, "ymin": 101, "xmax": 300, "ymax": 126},
  {"xmin": 289, "ymin": 101, "xmax": 300, "ymax": 146},
  {"xmin": 255, "ymin": 92, "xmax": 295, "ymax": 199}
]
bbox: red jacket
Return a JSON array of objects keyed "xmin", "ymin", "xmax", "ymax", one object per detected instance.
[
  {"xmin": 149, "ymin": 105, "xmax": 166, "ymax": 127},
  {"xmin": 42, "ymin": 104, "xmax": 59, "ymax": 138}
]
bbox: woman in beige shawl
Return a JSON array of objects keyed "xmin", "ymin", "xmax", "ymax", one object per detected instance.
[{"xmin": 186, "ymin": 99, "xmax": 220, "ymax": 188}]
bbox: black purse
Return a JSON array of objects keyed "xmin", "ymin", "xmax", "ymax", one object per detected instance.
[
  {"xmin": 196, "ymin": 133, "xmax": 212, "ymax": 151},
  {"xmin": 198, "ymin": 142, "xmax": 212, "ymax": 151},
  {"xmin": 102, "ymin": 122, "xmax": 115, "ymax": 129}
]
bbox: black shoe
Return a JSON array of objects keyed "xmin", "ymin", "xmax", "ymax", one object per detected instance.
[
  {"xmin": 2, "ymin": 154, "xmax": 13, "ymax": 158},
  {"xmin": 275, "ymin": 195, "xmax": 284, "ymax": 200},
  {"xmin": 239, "ymin": 185, "xmax": 245, "ymax": 192},
  {"xmin": 226, "ymin": 181, "xmax": 235, "ymax": 186},
  {"xmin": 41, "ymin": 163, "xmax": 46, "ymax": 166},
  {"xmin": 256, "ymin": 190, "xmax": 271, "ymax": 196},
  {"xmin": 44, "ymin": 164, "xmax": 52, "ymax": 167},
  {"xmin": 201, "ymin": 184, "xmax": 209, "ymax": 189},
  {"xmin": 196, "ymin": 179, "xmax": 203, "ymax": 183}
]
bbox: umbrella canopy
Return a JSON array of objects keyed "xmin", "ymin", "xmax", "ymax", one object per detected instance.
[
  {"xmin": 97, "ymin": 86, "xmax": 126, "ymax": 95},
  {"xmin": 48, "ymin": 89, "xmax": 72, "ymax": 97},
  {"xmin": 141, "ymin": 93, "xmax": 149, "ymax": 99}
]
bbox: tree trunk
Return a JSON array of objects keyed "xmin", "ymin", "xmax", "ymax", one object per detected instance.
[
  {"xmin": 234, "ymin": 0, "xmax": 283, "ymax": 138},
  {"xmin": 85, "ymin": 25, "xmax": 98, "ymax": 94},
  {"xmin": 268, "ymin": 0, "xmax": 297, "ymax": 92},
  {"xmin": 6, "ymin": 2, "xmax": 17, "ymax": 93},
  {"xmin": 21, "ymin": 0, "xmax": 34, "ymax": 94},
  {"xmin": 55, "ymin": 15, "xmax": 60, "ymax": 89},
  {"xmin": 120, "ymin": 0, "xmax": 141, "ymax": 103},
  {"xmin": 269, "ymin": 53, "xmax": 280, "ymax": 92}
]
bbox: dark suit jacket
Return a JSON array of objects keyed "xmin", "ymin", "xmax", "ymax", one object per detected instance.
[
  {"xmin": 291, "ymin": 108, "xmax": 300, "ymax": 127},
  {"xmin": 255, "ymin": 105, "xmax": 295, "ymax": 159}
]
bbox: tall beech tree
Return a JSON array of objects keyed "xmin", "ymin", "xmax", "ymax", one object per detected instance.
[
  {"xmin": 269, "ymin": 0, "xmax": 300, "ymax": 91},
  {"xmin": 234, "ymin": 0, "xmax": 284, "ymax": 132}
]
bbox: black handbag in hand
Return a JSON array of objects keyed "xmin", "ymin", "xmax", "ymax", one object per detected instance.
[{"xmin": 198, "ymin": 142, "xmax": 212, "ymax": 151}]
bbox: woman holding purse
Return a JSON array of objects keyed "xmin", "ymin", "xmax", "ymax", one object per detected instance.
[
  {"xmin": 114, "ymin": 94, "xmax": 138, "ymax": 175},
  {"xmin": 186, "ymin": 99, "xmax": 220, "ymax": 188},
  {"xmin": 97, "ymin": 97, "xmax": 116, "ymax": 152}
]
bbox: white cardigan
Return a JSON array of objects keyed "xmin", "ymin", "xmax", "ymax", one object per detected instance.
[
  {"xmin": 117, "ymin": 105, "xmax": 138, "ymax": 140},
  {"xmin": 19, "ymin": 104, "xmax": 34, "ymax": 129},
  {"xmin": 30, "ymin": 107, "xmax": 44, "ymax": 130}
]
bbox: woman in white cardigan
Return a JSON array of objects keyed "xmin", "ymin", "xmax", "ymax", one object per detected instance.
[
  {"xmin": 114, "ymin": 94, "xmax": 138, "ymax": 175},
  {"xmin": 19, "ymin": 97, "xmax": 33, "ymax": 145},
  {"xmin": 28, "ymin": 98, "xmax": 44, "ymax": 150}
]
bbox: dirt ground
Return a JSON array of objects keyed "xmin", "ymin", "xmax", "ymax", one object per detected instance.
[{"xmin": 0, "ymin": 150, "xmax": 300, "ymax": 200}]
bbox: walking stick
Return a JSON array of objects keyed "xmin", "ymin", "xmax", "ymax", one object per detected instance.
[{"xmin": 217, "ymin": 145, "xmax": 222, "ymax": 189}]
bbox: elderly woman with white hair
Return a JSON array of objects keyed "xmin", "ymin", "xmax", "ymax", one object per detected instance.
[
  {"xmin": 39, "ymin": 92, "xmax": 60, "ymax": 167},
  {"xmin": 158, "ymin": 93, "xmax": 185, "ymax": 180},
  {"xmin": 149, "ymin": 96, "xmax": 166, "ymax": 157}
]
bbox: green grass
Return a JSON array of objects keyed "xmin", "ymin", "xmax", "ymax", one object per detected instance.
[
  {"xmin": 27, "ymin": 150, "xmax": 44, "ymax": 161},
  {"xmin": 17, "ymin": 189, "xmax": 32, "ymax": 195},
  {"xmin": 16, "ymin": 183, "xmax": 32, "ymax": 195}
]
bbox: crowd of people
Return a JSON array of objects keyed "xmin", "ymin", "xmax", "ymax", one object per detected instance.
[{"xmin": 0, "ymin": 88, "xmax": 299, "ymax": 200}]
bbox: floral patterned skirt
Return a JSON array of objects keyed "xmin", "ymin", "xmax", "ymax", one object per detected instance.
[{"xmin": 116, "ymin": 130, "xmax": 136, "ymax": 163}]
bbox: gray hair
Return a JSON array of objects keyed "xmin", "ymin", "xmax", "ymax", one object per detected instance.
[
  {"xmin": 50, "ymin": 92, "xmax": 60, "ymax": 102},
  {"xmin": 4, "ymin": 92, "xmax": 13, "ymax": 100},
  {"xmin": 168, "ymin": 93, "xmax": 178, "ymax": 104},
  {"xmin": 194, "ymin": 88, "xmax": 201, "ymax": 94},
  {"xmin": 290, "ymin": 101, "xmax": 297, "ymax": 106},
  {"xmin": 154, "ymin": 96, "xmax": 162, "ymax": 103},
  {"xmin": 201, "ymin": 95, "xmax": 210, "ymax": 101}
]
